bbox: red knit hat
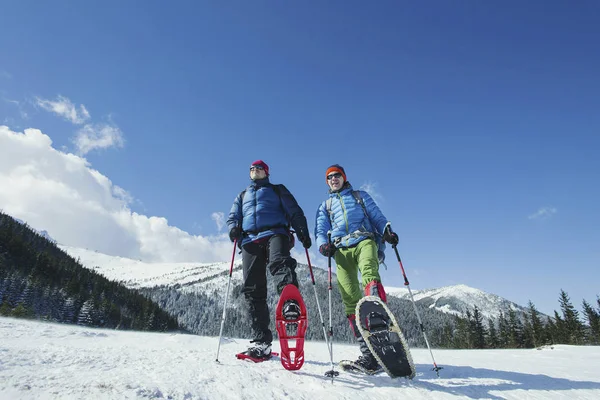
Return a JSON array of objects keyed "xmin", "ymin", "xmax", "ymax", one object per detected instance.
[
  {"xmin": 251, "ymin": 160, "xmax": 269, "ymax": 176},
  {"xmin": 325, "ymin": 164, "xmax": 346, "ymax": 183}
]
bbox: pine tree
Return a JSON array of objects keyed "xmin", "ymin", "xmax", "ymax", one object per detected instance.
[
  {"xmin": 440, "ymin": 322, "xmax": 454, "ymax": 348},
  {"xmin": 544, "ymin": 316, "xmax": 557, "ymax": 344},
  {"xmin": 12, "ymin": 303, "xmax": 34, "ymax": 318},
  {"xmin": 558, "ymin": 289, "xmax": 585, "ymax": 344},
  {"xmin": 507, "ymin": 308, "xmax": 523, "ymax": 348},
  {"xmin": 526, "ymin": 300, "xmax": 545, "ymax": 347},
  {"xmin": 522, "ymin": 312, "xmax": 534, "ymax": 348},
  {"xmin": 552, "ymin": 311, "xmax": 568, "ymax": 343},
  {"xmin": 498, "ymin": 310, "xmax": 509, "ymax": 348},
  {"xmin": 77, "ymin": 299, "xmax": 94, "ymax": 326},
  {"xmin": 486, "ymin": 318, "xmax": 499, "ymax": 348},
  {"xmin": 465, "ymin": 309, "xmax": 474, "ymax": 349},
  {"xmin": 582, "ymin": 299, "xmax": 600, "ymax": 345},
  {"xmin": 453, "ymin": 316, "xmax": 470, "ymax": 349},
  {"xmin": 471, "ymin": 306, "xmax": 486, "ymax": 349},
  {"xmin": 0, "ymin": 302, "xmax": 11, "ymax": 316}
]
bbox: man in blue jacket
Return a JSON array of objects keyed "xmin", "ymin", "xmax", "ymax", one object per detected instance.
[
  {"xmin": 227, "ymin": 160, "xmax": 312, "ymax": 360},
  {"xmin": 315, "ymin": 164, "xmax": 399, "ymax": 373}
]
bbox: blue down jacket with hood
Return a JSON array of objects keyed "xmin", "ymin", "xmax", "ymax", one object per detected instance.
[
  {"xmin": 227, "ymin": 177, "xmax": 309, "ymax": 246},
  {"xmin": 314, "ymin": 182, "xmax": 389, "ymax": 250}
]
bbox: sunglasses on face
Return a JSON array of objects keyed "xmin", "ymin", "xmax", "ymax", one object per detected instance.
[
  {"xmin": 327, "ymin": 172, "xmax": 343, "ymax": 180},
  {"xmin": 250, "ymin": 166, "xmax": 264, "ymax": 171}
]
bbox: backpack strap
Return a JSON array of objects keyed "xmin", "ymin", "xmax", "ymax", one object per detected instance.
[
  {"xmin": 326, "ymin": 191, "xmax": 372, "ymax": 232},
  {"xmin": 352, "ymin": 191, "xmax": 369, "ymax": 220},
  {"xmin": 325, "ymin": 197, "xmax": 333, "ymax": 220}
]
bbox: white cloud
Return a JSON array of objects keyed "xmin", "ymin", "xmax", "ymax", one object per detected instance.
[
  {"xmin": 211, "ymin": 212, "xmax": 225, "ymax": 232},
  {"xmin": 36, "ymin": 95, "xmax": 90, "ymax": 125},
  {"xmin": 0, "ymin": 125, "xmax": 232, "ymax": 263},
  {"xmin": 73, "ymin": 123, "xmax": 124, "ymax": 155},
  {"xmin": 35, "ymin": 95, "xmax": 124, "ymax": 154},
  {"xmin": 528, "ymin": 207, "xmax": 557, "ymax": 220},
  {"xmin": 0, "ymin": 70, "xmax": 12, "ymax": 79},
  {"xmin": 359, "ymin": 182, "xmax": 383, "ymax": 204}
]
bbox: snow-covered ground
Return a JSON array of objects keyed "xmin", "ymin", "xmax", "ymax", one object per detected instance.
[{"xmin": 1, "ymin": 317, "xmax": 599, "ymax": 400}]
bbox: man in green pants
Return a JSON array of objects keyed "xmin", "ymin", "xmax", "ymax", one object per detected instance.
[{"xmin": 314, "ymin": 164, "xmax": 399, "ymax": 373}]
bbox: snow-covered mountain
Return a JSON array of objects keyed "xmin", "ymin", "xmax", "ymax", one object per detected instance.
[
  {"xmin": 61, "ymin": 245, "xmax": 235, "ymax": 294},
  {"xmin": 62, "ymin": 245, "xmax": 530, "ymax": 321},
  {"xmin": 386, "ymin": 284, "xmax": 530, "ymax": 321}
]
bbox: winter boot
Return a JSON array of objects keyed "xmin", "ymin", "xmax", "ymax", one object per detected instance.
[
  {"xmin": 282, "ymin": 300, "xmax": 301, "ymax": 321},
  {"xmin": 364, "ymin": 281, "xmax": 387, "ymax": 303},
  {"xmin": 353, "ymin": 352, "xmax": 381, "ymax": 372},
  {"xmin": 240, "ymin": 340, "xmax": 272, "ymax": 360},
  {"xmin": 282, "ymin": 299, "xmax": 301, "ymax": 336},
  {"xmin": 347, "ymin": 314, "xmax": 382, "ymax": 374}
]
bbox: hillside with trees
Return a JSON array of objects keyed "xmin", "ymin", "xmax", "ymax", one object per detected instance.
[
  {"xmin": 444, "ymin": 291, "xmax": 600, "ymax": 349},
  {"xmin": 0, "ymin": 211, "xmax": 180, "ymax": 332}
]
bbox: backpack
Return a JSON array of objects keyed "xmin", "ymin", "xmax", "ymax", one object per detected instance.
[{"xmin": 325, "ymin": 191, "xmax": 386, "ymax": 264}]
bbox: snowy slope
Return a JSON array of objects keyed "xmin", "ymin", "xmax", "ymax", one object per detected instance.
[
  {"xmin": 2, "ymin": 317, "xmax": 600, "ymax": 400},
  {"xmin": 61, "ymin": 245, "xmax": 239, "ymax": 294}
]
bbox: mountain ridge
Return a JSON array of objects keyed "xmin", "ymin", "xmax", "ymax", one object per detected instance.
[{"xmin": 61, "ymin": 245, "xmax": 532, "ymax": 321}]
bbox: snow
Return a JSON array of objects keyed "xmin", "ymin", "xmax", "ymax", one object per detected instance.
[
  {"xmin": 2, "ymin": 317, "xmax": 600, "ymax": 399},
  {"xmin": 384, "ymin": 286, "xmax": 413, "ymax": 298},
  {"xmin": 61, "ymin": 245, "xmax": 237, "ymax": 292},
  {"xmin": 388, "ymin": 283, "xmax": 528, "ymax": 320}
]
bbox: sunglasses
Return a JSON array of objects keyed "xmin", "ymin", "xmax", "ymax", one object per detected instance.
[
  {"xmin": 327, "ymin": 172, "xmax": 343, "ymax": 180},
  {"xmin": 250, "ymin": 166, "xmax": 264, "ymax": 171}
]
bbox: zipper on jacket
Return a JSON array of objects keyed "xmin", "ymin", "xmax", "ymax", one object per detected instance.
[
  {"xmin": 337, "ymin": 193, "xmax": 350, "ymax": 246},
  {"xmin": 254, "ymin": 188, "xmax": 258, "ymax": 229}
]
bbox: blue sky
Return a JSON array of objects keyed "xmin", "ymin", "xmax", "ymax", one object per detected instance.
[{"xmin": 1, "ymin": 1, "xmax": 599, "ymax": 316}]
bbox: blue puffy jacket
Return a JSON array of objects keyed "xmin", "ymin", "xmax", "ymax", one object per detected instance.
[
  {"xmin": 227, "ymin": 177, "xmax": 309, "ymax": 246},
  {"xmin": 315, "ymin": 183, "xmax": 389, "ymax": 250}
]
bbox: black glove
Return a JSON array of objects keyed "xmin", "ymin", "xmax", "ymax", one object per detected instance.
[
  {"xmin": 383, "ymin": 225, "xmax": 399, "ymax": 246},
  {"xmin": 301, "ymin": 236, "xmax": 312, "ymax": 249},
  {"xmin": 319, "ymin": 243, "xmax": 336, "ymax": 257},
  {"xmin": 229, "ymin": 226, "xmax": 241, "ymax": 242},
  {"xmin": 296, "ymin": 229, "xmax": 312, "ymax": 249}
]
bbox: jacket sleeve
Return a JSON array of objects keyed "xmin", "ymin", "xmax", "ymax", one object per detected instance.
[
  {"xmin": 314, "ymin": 201, "xmax": 331, "ymax": 249},
  {"xmin": 226, "ymin": 191, "xmax": 243, "ymax": 232},
  {"xmin": 360, "ymin": 191, "xmax": 390, "ymax": 235},
  {"xmin": 277, "ymin": 185, "xmax": 309, "ymax": 234}
]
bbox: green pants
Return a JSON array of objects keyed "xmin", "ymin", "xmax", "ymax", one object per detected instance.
[{"xmin": 334, "ymin": 239, "xmax": 381, "ymax": 315}]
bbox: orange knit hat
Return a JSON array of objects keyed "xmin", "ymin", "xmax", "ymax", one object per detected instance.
[{"xmin": 325, "ymin": 164, "xmax": 347, "ymax": 183}]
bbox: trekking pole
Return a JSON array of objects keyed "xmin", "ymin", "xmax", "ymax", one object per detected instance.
[
  {"xmin": 324, "ymin": 231, "xmax": 339, "ymax": 381},
  {"xmin": 215, "ymin": 238, "xmax": 238, "ymax": 363},
  {"xmin": 305, "ymin": 248, "xmax": 336, "ymax": 378},
  {"xmin": 392, "ymin": 244, "xmax": 442, "ymax": 376}
]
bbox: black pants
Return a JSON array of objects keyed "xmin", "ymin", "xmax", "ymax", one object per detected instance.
[{"xmin": 242, "ymin": 234, "xmax": 298, "ymax": 344}]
